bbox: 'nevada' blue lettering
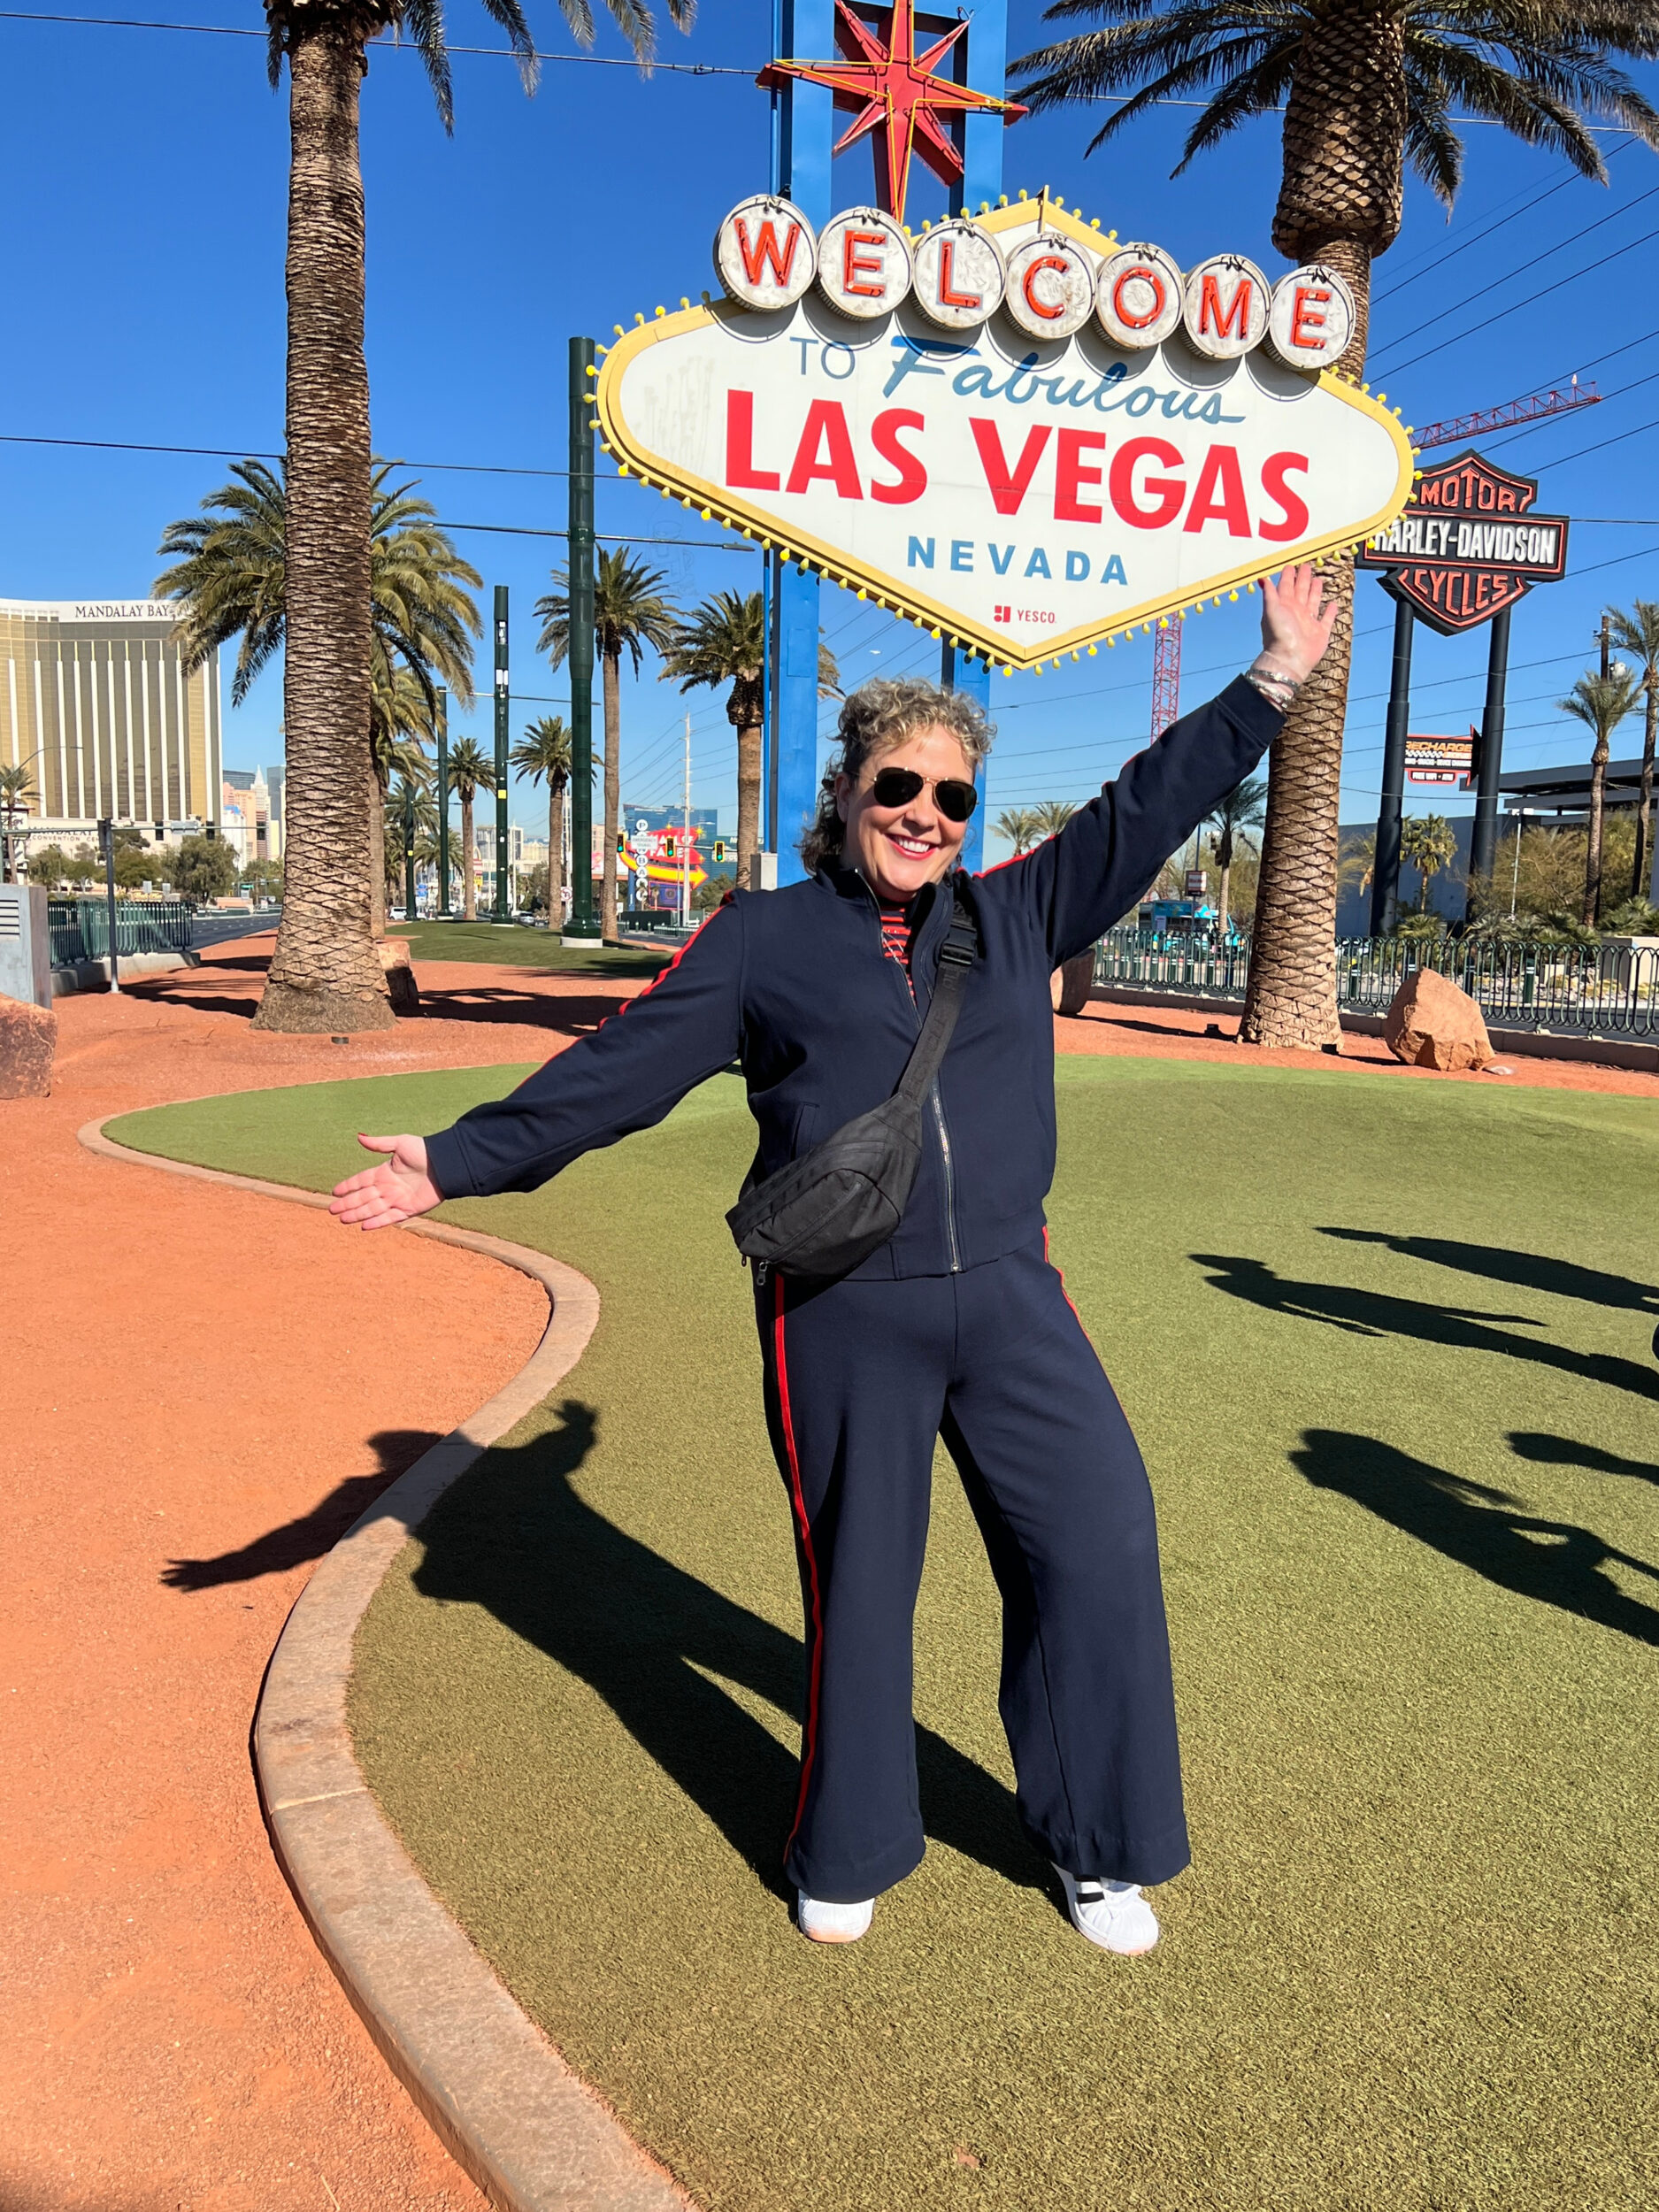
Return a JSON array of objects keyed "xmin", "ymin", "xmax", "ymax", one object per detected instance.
[
  {"xmin": 908, "ymin": 536, "xmax": 935, "ymax": 569},
  {"xmin": 1101, "ymin": 554, "xmax": 1128, "ymax": 585},
  {"xmin": 1065, "ymin": 550, "xmax": 1091, "ymax": 581},
  {"xmin": 988, "ymin": 544, "xmax": 1015, "ymax": 576},
  {"xmin": 950, "ymin": 541, "xmax": 973, "ymax": 572},
  {"xmin": 1025, "ymin": 548, "xmax": 1052, "ymax": 580}
]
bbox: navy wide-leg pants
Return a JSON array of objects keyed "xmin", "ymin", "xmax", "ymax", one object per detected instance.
[{"xmin": 756, "ymin": 1239, "xmax": 1189, "ymax": 1906}]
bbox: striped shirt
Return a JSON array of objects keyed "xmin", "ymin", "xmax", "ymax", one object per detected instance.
[{"xmin": 878, "ymin": 899, "xmax": 914, "ymax": 970}]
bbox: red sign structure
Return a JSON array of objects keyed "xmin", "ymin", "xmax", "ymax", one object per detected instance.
[
  {"xmin": 759, "ymin": 0, "xmax": 1026, "ymax": 223},
  {"xmin": 1358, "ymin": 448, "xmax": 1569, "ymax": 636}
]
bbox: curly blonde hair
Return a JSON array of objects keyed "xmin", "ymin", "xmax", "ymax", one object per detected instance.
[{"xmin": 798, "ymin": 677, "xmax": 995, "ymax": 874}]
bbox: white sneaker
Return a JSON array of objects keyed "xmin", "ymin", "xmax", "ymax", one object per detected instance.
[
  {"xmin": 1052, "ymin": 1864, "xmax": 1159, "ymax": 1955},
  {"xmin": 796, "ymin": 1890, "xmax": 874, "ymax": 1944}
]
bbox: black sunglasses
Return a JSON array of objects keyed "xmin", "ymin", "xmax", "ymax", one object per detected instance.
[{"xmin": 866, "ymin": 766, "xmax": 979, "ymax": 822}]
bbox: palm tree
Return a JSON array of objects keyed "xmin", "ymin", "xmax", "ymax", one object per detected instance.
[
  {"xmin": 1014, "ymin": 0, "xmax": 1659, "ymax": 1047},
  {"xmin": 386, "ymin": 773, "xmax": 438, "ymax": 906},
  {"xmin": 660, "ymin": 592, "xmax": 767, "ymax": 887},
  {"xmin": 253, "ymin": 0, "xmax": 687, "ymax": 1029},
  {"xmin": 0, "ymin": 761, "xmax": 37, "ymax": 883},
  {"xmin": 445, "ymin": 738, "xmax": 494, "ymax": 923},
  {"xmin": 511, "ymin": 714, "xmax": 586, "ymax": 929},
  {"xmin": 1206, "ymin": 775, "xmax": 1268, "ymax": 936},
  {"xmin": 1399, "ymin": 812, "xmax": 1458, "ymax": 920},
  {"xmin": 536, "ymin": 549, "xmax": 680, "ymax": 941},
  {"xmin": 369, "ymin": 657, "xmax": 436, "ymax": 937},
  {"xmin": 156, "ymin": 458, "xmax": 480, "ymax": 1005},
  {"xmin": 995, "ymin": 807, "xmax": 1043, "ymax": 856},
  {"xmin": 1559, "ymin": 669, "xmax": 1641, "ymax": 925},
  {"xmin": 1608, "ymin": 602, "xmax": 1659, "ymax": 900},
  {"xmin": 1032, "ymin": 801, "xmax": 1079, "ymax": 837}
]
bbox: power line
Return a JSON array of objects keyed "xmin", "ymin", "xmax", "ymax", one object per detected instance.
[
  {"xmin": 1371, "ymin": 183, "xmax": 1659, "ymax": 364},
  {"xmin": 1378, "ymin": 218, "xmax": 1659, "ymax": 378},
  {"xmin": 0, "ymin": 10, "xmax": 754, "ymax": 69},
  {"xmin": 1372, "ymin": 158, "xmax": 1618, "ymax": 304}
]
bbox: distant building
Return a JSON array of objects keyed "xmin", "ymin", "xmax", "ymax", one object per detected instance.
[
  {"xmin": 622, "ymin": 803, "xmax": 719, "ymax": 843},
  {"xmin": 222, "ymin": 766, "xmax": 283, "ymax": 864},
  {"xmin": 0, "ymin": 598, "xmax": 224, "ymax": 855}
]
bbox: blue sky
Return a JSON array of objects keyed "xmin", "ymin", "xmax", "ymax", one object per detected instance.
[{"xmin": 2, "ymin": 3, "xmax": 1655, "ymax": 852}]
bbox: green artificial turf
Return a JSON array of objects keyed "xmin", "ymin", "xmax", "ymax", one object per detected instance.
[
  {"xmin": 390, "ymin": 919, "xmax": 668, "ymax": 977},
  {"xmin": 111, "ymin": 1061, "xmax": 1659, "ymax": 2211}
]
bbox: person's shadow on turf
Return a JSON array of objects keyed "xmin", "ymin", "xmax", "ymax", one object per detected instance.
[
  {"xmin": 1292, "ymin": 1429, "xmax": 1659, "ymax": 1647},
  {"xmin": 407, "ymin": 1399, "xmax": 1044, "ymax": 1899},
  {"xmin": 1191, "ymin": 1253, "xmax": 1659, "ymax": 1402},
  {"xmin": 1314, "ymin": 1229, "xmax": 1659, "ymax": 1317}
]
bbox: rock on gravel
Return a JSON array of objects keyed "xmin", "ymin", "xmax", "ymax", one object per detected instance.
[
  {"xmin": 1382, "ymin": 965, "xmax": 1494, "ymax": 1073},
  {"xmin": 0, "ymin": 989, "xmax": 55, "ymax": 1096}
]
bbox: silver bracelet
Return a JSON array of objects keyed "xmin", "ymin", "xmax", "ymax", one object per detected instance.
[{"xmin": 1244, "ymin": 664, "xmax": 1303, "ymax": 711}]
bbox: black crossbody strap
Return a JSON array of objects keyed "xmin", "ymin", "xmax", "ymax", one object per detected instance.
[{"xmin": 895, "ymin": 885, "xmax": 979, "ymax": 1107}]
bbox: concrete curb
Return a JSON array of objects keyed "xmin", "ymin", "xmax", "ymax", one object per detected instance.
[{"xmin": 78, "ymin": 1117, "xmax": 692, "ymax": 2212}]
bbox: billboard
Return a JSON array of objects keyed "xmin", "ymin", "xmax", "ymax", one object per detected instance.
[
  {"xmin": 595, "ymin": 196, "xmax": 1417, "ymax": 672},
  {"xmin": 1358, "ymin": 449, "xmax": 1569, "ymax": 636},
  {"xmin": 1405, "ymin": 732, "xmax": 1476, "ymax": 787}
]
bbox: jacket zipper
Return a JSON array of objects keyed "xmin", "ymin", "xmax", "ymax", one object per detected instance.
[{"xmin": 864, "ymin": 880, "xmax": 963, "ymax": 1274}]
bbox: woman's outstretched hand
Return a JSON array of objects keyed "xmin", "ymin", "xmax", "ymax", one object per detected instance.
[
  {"xmin": 329, "ymin": 1133, "xmax": 442, "ymax": 1232},
  {"xmin": 1258, "ymin": 562, "xmax": 1339, "ymax": 683}
]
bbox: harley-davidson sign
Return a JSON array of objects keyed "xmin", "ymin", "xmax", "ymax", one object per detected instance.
[
  {"xmin": 1358, "ymin": 448, "xmax": 1569, "ymax": 635},
  {"xmin": 595, "ymin": 196, "xmax": 1416, "ymax": 672}
]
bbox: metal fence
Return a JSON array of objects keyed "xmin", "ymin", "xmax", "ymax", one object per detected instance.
[
  {"xmin": 1093, "ymin": 929, "xmax": 1659, "ymax": 1038},
  {"xmin": 48, "ymin": 897, "xmax": 195, "ymax": 967}
]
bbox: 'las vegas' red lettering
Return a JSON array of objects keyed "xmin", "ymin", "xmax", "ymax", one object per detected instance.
[
  {"xmin": 1258, "ymin": 451, "xmax": 1310, "ymax": 541},
  {"xmin": 869, "ymin": 409, "xmax": 927, "ymax": 505},
  {"xmin": 970, "ymin": 420, "xmax": 1051, "ymax": 515},
  {"xmin": 1184, "ymin": 445, "xmax": 1252, "ymax": 536},
  {"xmin": 786, "ymin": 400, "xmax": 864, "ymax": 499},
  {"xmin": 725, "ymin": 390, "xmax": 779, "ymax": 490},
  {"xmin": 1110, "ymin": 437, "xmax": 1185, "ymax": 530},
  {"xmin": 1054, "ymin": 430, "xmax": 1106, "ymax": 524}
]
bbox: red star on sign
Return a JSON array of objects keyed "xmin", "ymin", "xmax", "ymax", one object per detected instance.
[{"xmin": 759, "ymin": 0, "xmax": 1026, "ymax": 225}]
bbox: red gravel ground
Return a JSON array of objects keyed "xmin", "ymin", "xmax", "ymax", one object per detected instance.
[{"xmin": 5, "ymin": 932, "xmax": 1653, "ymax": 2212}]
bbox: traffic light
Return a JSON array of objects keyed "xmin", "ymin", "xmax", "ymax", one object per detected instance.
[
  {"xmin": 616, "ymin": 833, "xmax": 626, "ymax": 854},
  {"xmin": 664, "ymin": 836, "xmax": 676, "ymax": 859},
  {"xmin": 714, "ymin": 840, "xmax": 726, "ymax": 863}
]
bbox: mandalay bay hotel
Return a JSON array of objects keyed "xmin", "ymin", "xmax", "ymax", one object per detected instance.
[{"xmin": 0, "ymin": 598, "xmax": 224, "ymax": 858}]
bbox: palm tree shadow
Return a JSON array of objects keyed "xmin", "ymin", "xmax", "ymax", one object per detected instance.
[
  {"xmin": 1508, "ymin": 1431, "xmax": 1659, "ymax": 1488},
  {"xmin": 1293, "ymin": 1429, "xmax": 1659, "ymax": 1647},
  {"xmin": 1317, "ymin": 1228, "xmax": 1659, "ymax": 1316},
  {"xmin": 1192, "ymin": 1252, "xmax": 1659, "ymax": 1402},
  {"xmin": 410, "ymin": 1399, "xmax": 1041, "ymax": 1899}
]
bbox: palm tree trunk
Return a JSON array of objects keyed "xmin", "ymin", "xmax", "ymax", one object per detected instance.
[
  {"xmin": 1242, "ymin": 0, "xmax": 1404, "ymax": 1049},
  {"xmin": 602, "ymin": 648, "xmax": 621, "ymax": 941},
  {"xmin": 1218, "ymin": 864, "xmax": 1232, "ymax": 938},
  {"xmin": 1585, "ymin": 740, "xmax": 1609, "ymax": 926},
  {"xmin": 735, "ymin": 706, "xmax": 762, "ymax": 886},
  {"xmin": 1634, "ymin": 682, "xmax": 1657, "ymax": 902},
  {"xmin": 1240, "ymin": 234, "xmax": 1371, "ymax": 1048},
  {"xmin": 252, "ymin": 27, "xmax": 391, "ymax": 1033},
  {"xmin": 368, "ymin": 772, "xmax": 387, "ymax": 939},
  {"xmin": 549, "ymin": 777, "xmax": 565, "ymax": 926},
  {"xmin": 461, "ymin": 793, "xmax": 477, "ymax": 920}
]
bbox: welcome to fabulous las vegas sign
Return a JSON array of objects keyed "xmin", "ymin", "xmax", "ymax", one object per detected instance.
[{"xmin": 593, "ymin": 193, "xmax": 1417, "ymax": 673}]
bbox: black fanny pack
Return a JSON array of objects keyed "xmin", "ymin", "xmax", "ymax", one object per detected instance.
[{"xmin": 726, "ymin": 883, "xmax": 979, "ymax": 1281}]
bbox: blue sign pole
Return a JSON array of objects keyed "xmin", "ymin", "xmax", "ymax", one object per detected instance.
[
  {"xmin": 940, "ymin": 0, "xmax": 1007, "ymax": 875},
  {"xmin": 770, "ymin": 0, "xmax": 832, "ymax": 887}
]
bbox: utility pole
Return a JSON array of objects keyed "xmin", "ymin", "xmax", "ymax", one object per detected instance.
[
  {"xmin": 681, "ymin": 709, "xmax": 693, "ymax": 931},
  {"xmin": 96, "ymin": 817, "xmax": 119, "ymax": 992},
  {"xmin": 493, "ymin": 587, "xmax": 510, "ymax": 923},
  {"xmin": 1599, "ymin": 611, "xmax": 1611, "ymax": 681},
  {"xmin": 566, "ymin": 334, "xmax": 600, "ymax": 939},
  {"xmin": 436, "ymin": 687, "xmax": 450, "ymax": 918},
  {"xmin": 403, "ymin": 780, "xmax": 417, "ymax": 922},
  {"xmin": 1373, "ymin": 595, "xmax": 1415, "ymax": 936}
]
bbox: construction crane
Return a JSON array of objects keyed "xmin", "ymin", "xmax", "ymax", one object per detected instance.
[
  {"xmin": 1146, "ymin": 379, "xmax": 1601, "ymax": 741},
  {"xmin": 1410, "ymin": 377, "xmax": 1600, "ymax": 452}
]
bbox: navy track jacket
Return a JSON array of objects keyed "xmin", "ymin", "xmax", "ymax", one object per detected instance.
[{"xmin": 424, "ymin": 675, "xmax": 1281, "ymax": 1279}]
